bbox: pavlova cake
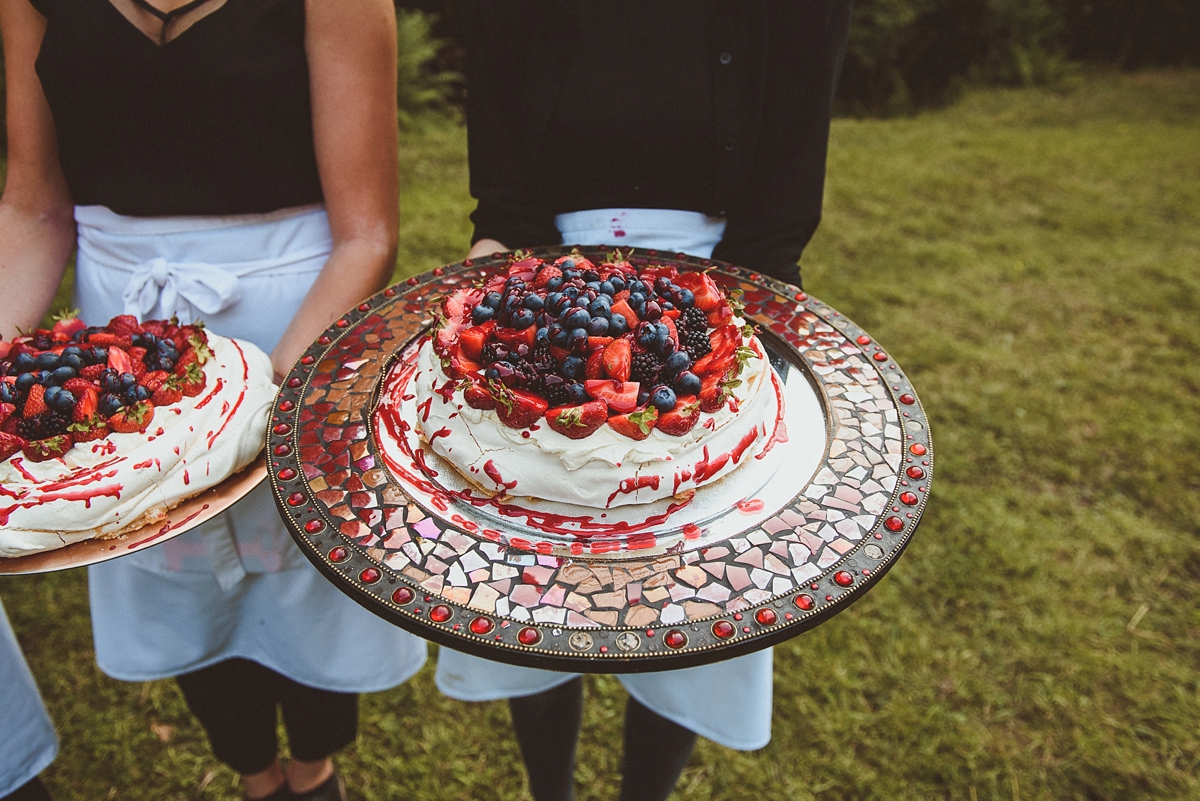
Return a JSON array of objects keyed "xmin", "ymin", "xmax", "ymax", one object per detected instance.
[
  {"xmin": 375, "ymin": 251, "xmax": 781, "ymax": 508},
  {"xmin": 0, "ymin": 313, "xmax": 275, "ymax": 557}
]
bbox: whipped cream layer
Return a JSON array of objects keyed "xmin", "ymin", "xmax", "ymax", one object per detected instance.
[
  {"xmin": 0, "ymin": 334, "xmax": 275, "ymax": 557},
  {"xmin": 394, "ymin": 328, "xmax": 781, "ymax": 508}
]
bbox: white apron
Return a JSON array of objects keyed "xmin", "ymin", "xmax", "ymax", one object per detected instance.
[
  {"xmin": 0, "ymin": 600, "xmax": 58, "ymax": 797},
  {"xmin": 76, "ymin": 204, "xmax": 427, "ymax": 692},
  {"xmin": 435, "ymin": 208, "xmax": 773, "ymax": 751}
]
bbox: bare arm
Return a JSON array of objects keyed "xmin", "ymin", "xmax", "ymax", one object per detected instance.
[
  {"xmin": 269, "ymin": 0, "xmax": 399, "ymax": 379},
  {"xmin": 467, "ymin": 238, "xmax": 508, "ymax": 260},
  {"xmin": 0, "ymin": 0, "xmax": 76, "ymax": 340}
]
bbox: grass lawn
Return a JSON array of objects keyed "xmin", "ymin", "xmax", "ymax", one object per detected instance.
[{"xmin": 2, "ymin": 70, "xmax": 1198, "ymax": 800}]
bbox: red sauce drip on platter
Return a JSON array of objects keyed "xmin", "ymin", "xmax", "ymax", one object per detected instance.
[
  {"xmin": 756, "ymin": 371, "xmax": 789, "ymax": 459},
  {"xmin": 606, "ymin": 475, "xmax": 660, "ymax": 507},
  {"xmin": 412, "ymin": 448, "xmax": 439, "ymax": 479},
  {"xmin": 682, "ymin": 523, "xmax": 701, "ymax": 539},
  {"xmin": 126, "ymin": 504, "xmax": 209, "ymax": 549},
  {"xmin": 736, "ymin": 499, "xmax": 765, "ymax": 513}
]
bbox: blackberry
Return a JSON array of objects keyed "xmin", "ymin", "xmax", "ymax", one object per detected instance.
[
  {"xmin": 480, "ymin": 343, "xmax": 510, "ymax": 365},
  {"xmin": 530, "ymin": 344, "xmax": 556, "ymax": 374},
  {"xmin": 538, "ymin": 375, "xmax": 570, "ymax": 406},
  {"xmin": 630, "ymin": 349, "xmax": 662, "ymax": 385},
  {"xmin": 678, "ymin": 307, "xmax": 708, "ymax": 333},
  {"xmin": 17, "ymin": 412, "xmax": 68, "ymax": 441},
  {"xmin": 681, "ymin": 329, "xmax": 711, "ymax": 361},
  {"xmin": 511, "ymin": 362, "xmax": 539, "ymax": 389}
]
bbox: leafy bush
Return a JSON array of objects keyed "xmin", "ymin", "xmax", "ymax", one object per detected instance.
[{"xmin": 396, "ymin": 8, "xmax": 463, "ymax": 129}]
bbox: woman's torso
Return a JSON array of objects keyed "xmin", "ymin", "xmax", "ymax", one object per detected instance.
[{"xmin": 30, "ymin": 0, "xmax": 323, "ymax": 217}]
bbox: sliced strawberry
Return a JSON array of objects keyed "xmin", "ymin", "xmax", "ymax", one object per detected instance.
[
  {"xmin": 68, "ymin": 416, "xmax": 109, "ymax": 443},
  {"xmin": 545, "ymin": 400, "xmax": 607, "ymax": 439},
  {"xmin": 109, "ymin": 401, "xmax": 154, "ymax": 434},
  {"xmin": 0, "ymin": 402, "xmax": 13, "ymax": 428},
  {"xmin": 128, "ymin": 346, "xmax": 147, "ymax": 363},
  {"xmin": 151, "ymin": 380, "xmax": 183, "ymax": 407},
  {"xmin": 458, "ymin": 321, "xmax": 494, "ymax": 362},
  {"xmin": 140, "ymin": 370, "xmax": 171, "ymax": 391},
  {"xmin": 23, "ymin": 433, "xmax": 72, "ymax": 462},
  {"xmin": 180, "ymin": 324, "xmax": 208, "ymax": 347},
  {"xmin": 87, "ymin": 331, "xmax": 133, "ymax": 350},
  {"xmin": 106, "ymin": 314, "xmax": 143, "ymax": 336},
  {"xmin": 1, "ymin": 415, "xmax": 19, "ymax": 435},
  {"xmin": 584, "ymin": 379, "xmax": 640, "ymax": 413},
  {"xmin": 706, "ymin": 301, "xmax": 734, "ymax": 328},
  {"xmin": 23, "ymin": 384, "xmax": 47, "ymax": 418},
  {"xmin": 0, "ymin": 431, "xmax": 27, "ymax": 461},
  {"xmin": 493, "ymin": 325, "xmax": 537, "ymax": 350},
  {"xmin": 607, "ymin": 406, "xmax": 659, "ymax": 440},
  {"xmin": 445, "ymin": 347, "xmax": 483, "ymax": 380},
  {"xmin": 186, "ymin": 336, "xmax": 214, "ymax": 365},
  {"xmin": 178, "ymin": 363, "xmax": 207, "ymax": 397},
  {"xmin": 709, "ymin": 324, "xmax": 741, "ymax": 360},
  {"xmin": 174, "ymin": 348, "xmax": 199, "ymax": 374},
  {"xmin": 699, "ymin": 382, "xmax": 727, "ymax": 413},
  {"xmin": 675, "ymin": 271, "xmax": 722, "ymax": 312},
  {"xmin": 494, "ymin": 388, "xmax": 547, "ymax": 429},
  {"xmin": 661, "ymin": 315, "xmax": 679, "ymax": 349},
  {"xmin": 610, "ymin": 299, "xmax": 639, "ymax": 328},
  {"xmin": 108, "ymin": 346, "xmax": 134, "ymax": 374},
  {"xmin": 585, "ymin": 350, "xmax": 606, "ymax": 380},
  {"xmin": 508, "ymin": 257, "xmax": 540, "ymax": 282},
  {"xmin": 72, "ymin": 386, "xmax": 100, "ymax": 423},
  {"xmin": 587, "ymin": 336, "xmax": 614, "ymax": 353},
  {"xmin": 533, "ymin": 265, "xmax": 563, "ymax": 289},
  {"xmin": 463, "ymin": 381, "xmax": 497, "ymax": 410},
  {"xmin": 549, "ymin": 345, "xmax": 571, "ymax": 363},
  {"xmin": 601, "ymin": 338, "xmax": 631, "ymax": 382},
  {"xmin": 80, "ymin": 364, "xmax": 107, "ymax": 381},
  {"xmin": 656, "ymin": 396, "xmax": 701, "ymax": 436},
  {"xmin": 63, "ymin": 377, "xmax": 98, "ymax": 396}
]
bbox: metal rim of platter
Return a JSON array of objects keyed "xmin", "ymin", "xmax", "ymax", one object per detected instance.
[
  {"xmin": 0, "ymin": 454, "xmax": 267, "ymax": 575},
  {"xmin": 267, "ymin": 246, "xmax": 933, "ymax": 672}
]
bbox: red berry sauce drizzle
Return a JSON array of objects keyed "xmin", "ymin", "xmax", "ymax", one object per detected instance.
[{"xmin": 268, "ymin": 247, "xmax": 931, "ymax": 668}]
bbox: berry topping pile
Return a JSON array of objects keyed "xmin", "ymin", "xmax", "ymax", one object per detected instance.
[
  {"xmin": 432, "ymin": 251, "xmax": 755, "ymax": 439},
  {"xmin": 0, "ymin": 313, "xmax": 210, "ymax": 463}
]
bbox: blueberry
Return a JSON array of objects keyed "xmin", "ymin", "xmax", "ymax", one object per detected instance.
[
  {"xmin": 649, "ymin": 385, "xmax": 677, "ymax": 412},
  {"xmin": 635, "ymin": 322, "xmax": 658, "ymax": 350},
  {"xmin": 535, "ymin": 326, "xmax": 550, "ymax": 347},
  {"xmin": 663, "ymin": 351, "xmax": 691, "ymax": 377},
  {"xmin": 562, "ymin": 308, "xmax": 590, "ymax": 330},
  {"xmin": 599, "ymin": 280, "xmax": 615, "ymax": 296},
  {"xmin": 523, "ymin": 294, "xmax": 545, "ymax": 311},
  {"xmin": 45, "ymin": 385, "xmax": 75, "ymax": 413},
  {"xmin": 654, "ymin": 277, "xmax": 673, "ymax": 293},
  {"xmin": 545, "ymin": 275, "xmax": 564, "ymax": 292},
  {"xmin": 585, "ymin": 281, "xmax": 601, "ymax": 293},
  {"xmin": 629, "ymin": 280, "xmax": 647, "ymax": 295},
  {"xmin": 653, "ymin": 324, "xmax": 675, "ymax": 356},
  {"xmin": 14, "ymin": 352, "xmax": 36, "ymax": 372},
  {"xmin": 609, "ymin": 275, "xmax": 626, "ymax": 291},
  {"xmin": 119, "ymin": 372, "xmax": 138, "ymax": 392},
  {"xmin": 662, "ymin": 301, "xmax": 675, "ymax": 311},
  {"xmin": 482, "ymin": 291, "xmax": 502, "ymax": 310},
  {"xmin": 100, "ymin": 369, "xmax": 121, "ymax": 393},
  {"xmin": 562, "ymin": 286, "xmax": 580, "ymax": 300},
  {"xmin": 511, "ymin": 308, "xmax": 536, "ymax": 329},
  {"xmin": 560, "ymin": 356, "xmax": 585, "ymax": 380},
  {"xmin": 585, "ymin": 317, "xmax": 610, "ymax": 336},
  {"xmin": 565, "ymin": 382, "xmax": 589, "ymax": 404},
  {"xmin": 674, "ymin": 370, "xmax": 702, "ymax": 396},
  {"xmin": 559, "ymin": 259, "xmax": 576, "ymax": 272},
  {"xmin": 505, "ymin": 277, "xmax": 525, "ymax": 290},
  {"xmin": 676, "ymin": 288, "xmax": 695, "ymax": 308},
  {"xmin": 568, "ymin": 328, "xmax": 589, "ymax": 354},
  {"xmin": 90, "ymin": 347, "xmax": 108, "ymax": 364},
  {"xmin": 609, "ymin": 315, "xmax": 629, "ymax": 336},
  {"xmin": 548, "ymin": 324, "xmax": 570, "ymax": 348},
  {"xmin": 0, "ymin": 383, "xmax": 16, "ymax": 404},
  {"xmin": 588, "ymin": 296, "xmax": 612, "ymax": 316},
  {"xmin": 47, "ymin": 366, "xmax": 76, "ymax": 385},
  {"xmin": 582, "ymin": 270, "xmax": 600, "ymax": 283},
  {"xmin": 643, "ymin": 301, "xmax": 663, "ymax": 321},
  {"xmin": 15, "ymin": 373, "xmax": 37, "ymax": 393},
  {"xmin": 637, "ymin": 387, "xmax": 651, "ymax": 406},
  {"xmin": 34, "ymin": 352, "xmax": 61, "ymax": 370},
  {"xmin": 62, "ymin": 353, "xmax": 85, "ymax": 371},
  {"xmin": 99, "ymin": 393, "xmax": 124, "ymax": 416},
  {"xmin": 62, "ymin": 345, "xmax": 84, "ymax": 359},
  {"xmin": 35, "ymin": 370, "xmax": 50, "ymax": 385},
  {"xmin": 471, "ymin": 304, "xmax": 495, "ymax": 325}
]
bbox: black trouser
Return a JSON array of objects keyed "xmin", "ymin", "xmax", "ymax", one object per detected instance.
[
  {"xmin": 175, "ymin": 658, "xmax": 358, "ymax": 776},
  {"xmin": 2, "ymin": 777, "xmax": 51, "ymax": 801}
]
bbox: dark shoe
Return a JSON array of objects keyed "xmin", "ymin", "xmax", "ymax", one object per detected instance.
[
  {"xmin": 291, "ymin": 773, "xmax": 346, "ymax": 801},
  {"xmin": 247, "ymin": 783, "xmax": 291, "ymax": 801}
]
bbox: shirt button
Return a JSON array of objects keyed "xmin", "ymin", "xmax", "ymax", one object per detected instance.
[
  {"xmin": 724, "ymin": 142, "xmax": 735, "ymax": 151},
  {"xmin": 719, "ymin": 51, "xmax": 733, "ymax": 65}
]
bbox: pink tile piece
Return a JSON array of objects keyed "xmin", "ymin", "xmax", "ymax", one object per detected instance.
[
  {"xmin": 760, "ymin": 517, "xmax": 790, "ymax": 535},
  {"xmin": 734, "ymin": 548, "xmax": 764, "ymax": 569},
  {"xmin": 541, "ymin": 584, "xmax": 567, "ymax": 607},
  {"xmin": 778, "ymin": 509, "xmax": 807, "ymax": 527},
  {"xmin": 701, "ymin": 562, "xmax": 726, "ymax": 580},
  {"xmin": 412, "ymin": 517, "xmax": 440, "ymax": 540},
  {"xmin": 510, "ymin": 584, "xmax": 542, "ymax": 608},
  {"xmin": 726, "ymin": 566, "xmax": 752, "ymax": 592},
  {"xmin": 522, "ymin": 565, "xmax": 555, "ymax": 587}
]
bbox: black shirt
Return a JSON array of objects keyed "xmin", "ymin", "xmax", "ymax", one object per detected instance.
[
  {"xmin": 463, "ymin": 0, "xmax": 853, "ymax": 285},
  {"xmin": 30, "ymin": 0, "xmax": 324, "ymax": 217}
]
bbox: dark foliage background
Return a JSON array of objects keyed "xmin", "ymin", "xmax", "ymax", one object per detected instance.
[{"xmin": 397, "ymin": 0, "xmax": 1200, "ymax": 116}]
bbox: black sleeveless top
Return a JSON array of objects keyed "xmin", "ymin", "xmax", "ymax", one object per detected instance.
[{"xmin": 30, "ymin": 0, "xmax": 324, "ymax": 217}]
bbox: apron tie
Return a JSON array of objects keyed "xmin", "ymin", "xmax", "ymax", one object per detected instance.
[{"xmin": 121, "ymin": 257, "xmax": 242, "ymax": 324}]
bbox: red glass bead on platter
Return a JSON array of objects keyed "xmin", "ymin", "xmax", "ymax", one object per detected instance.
[
  {"xmin": 429, "ymin": 604, "xmax": 452, "ymax": 623},
  {"xmin": 663, "ymin": 630, "xmax": 687, "ymax": 649},
  {"xmin": 833, "ymin": 571, "xmax": 854, "ymax": 587},
  {"xmin": 873, "ymin": 352, "xmax": 888, "ymax": 362},
  {"xmin": 328, "ymin": 546, "xmax": 349, "ymax": 563},
  {"xmin": 287, "ymin": 377, "xmax": 302, "ymax": 388},
  {"xmin": 517, "ymin": 627, "xmax": 541, "ymax": 646},
  {"xmin": 278, "ymin": 468, "xmax": 296, "ymax": 481},
  {"xmin": 856, "ymin": 335, "xmax": 871, "ymax": 345},
  {"xmin": 909, "ymin": 443, "xmax": 928, "ymax": 456},
  {"xmin": 278, "ymin": 400, "xmax": 295, "ymax": 412},
  {"xmin": 794, "ymin": 594, "xmax": 815, "ymax": 610},
  {"xmin": 906, "ymin": 466, "xmax": 925, "ymax": 479},
  {"xmin": 274, "ymin": 444, "xmax": 291, "ymax": 456},
  {"xmin": 272, "ymin": 423, "xmax": 291, "ymax": 436},
  {"xmin": 392, "ymin": 587, "xmax": 415, "ymax": 605},
  {"xmin": 755, "ymin": 608, "xmax": 778, "ymax": 626},
  {"xmin": 470, "ymin": 616, "xmax": 494, "ymax": 635},
  {"xmin": 287, "ymin": 492, "xmax": 305, "ymax": 506},
  {"xmin": 304, "ymin": 519, "xmax": 324, "ymax": 533},
  {"xmin": 712, "ymin": 620, "xmax": 735, "ymax": 639},
  {"xmin": 360, "ymin": 567, "xmax": 381, "ymax": 584},
  {"xmin": 900, "ymin": 491, "xmax": 919, "ymax": 506},
  {"xmin": 899, "ymin": 393, "xmax": 916, "ymax": 405},
  {"xmin": 884, "ymin": 516, "xmax": 905, "ymax": 532}
]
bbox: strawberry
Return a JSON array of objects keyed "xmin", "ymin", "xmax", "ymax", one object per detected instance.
[
  {"xmin": 584, "ymin": 379, "xmax": 640, "ymax": 413},
  {"xmin": 706, "ymin": 301, "xmax": 734, "ymax": 328},
  {"xmin": 601, "ymin": 338, "xmax": 631, "ymax": 382},
  {"xmin": 130, "ymin": 359, "xmax": 146, "ymax": 378},
  {"xmin": 555, "ymin": 253, "xmax": 595, "ymax": 273},
  {"xmin": 151, "ymin": 379, "xmax": 183, "ymax": 407},
  {"xmin": 174, "ymin": 348, "xmax": 199, "ymax": 374},
  {"xmin": 610, "ymin": 300, "xmax": 640, "ymax": 330},
  {"xmin": 23, "ymin": 384, "xmax": 47, "ymax": 418},
  {"xmin": 178, "ymin": 363, "xmax": 207, "ymax": 397},
  {"xmin": 140, "ymin": 319, "xmax": 167, "ymax": 338},
  {"xmin": 1, "ymin": 415, "xmax": 19, "ymax": 435},
  {"xmin": 0, "ymin": 431, "xmax": 27, "ymax": 461},
  {"xmin": 445, "ymin": 347, "xmax": 483, "ymax": 380},
  {"xmin": 106, "ymin": 314, "xmax": 142, "ymax": 336},
  {"xmin": 23, "ymin": 433, "xmax": 72, "ymax": 462},
  {"xmin": 675, "ymin": 271, "xmax": 722, "ymax": 312},
  {"xmin": 533, "ymin": 265, "xmax": 563, "ymax": 289},
  {"xmin": 508, "ymin": 256, "xmax": 540, "ymax": 282},
  {"xmin": 180, "ymin": 324, "xmax": 208, "ymax": 347},
  {"xmin": 67, "ymin": 416, "xmax": 109, "ymax": 443},
  {"xmin": 656, "ymin": 396, "xmax": 701, "ymax": 436},
  {"xmin": 80, "ymin": 364, "xmax": 108, "ymax": 381},
  {"xmin": 0, "ymin": 402, "xmax": 13, "ymax": 427},
  {"xmin": 108, "ymin": 345, "xmax": 134, "ymax": 374},
  {"xmin": 109, "ymin": 401, "xmax": 155, "ymax": 434},
  {"xmin": 458, "ymin": 321, "xmax": 495, "ymax": 362},
  {"xmin": 493, "ymin": 324, "xmax": 536, "ymax": 350},
  {"xmin": 63, "ymin": 377, "xmax": 98, "ymax": 396},
  {"xmin": 186, "ymin": 336, "xmax": 213, "ymax": 365},
  {"xmin": 545, "ymin": 400, "xmax": 607, "ymax": 439},
  {"xmin": 128, "ymin": 346, "xmax": 147, "ymax": 363},
  {"xmin": 50, "ymin": 311, "xmax": 86, "ymax": 340},
  {"xmin": 587, "ymin": 336, "xmax": 614, "ymax": 353},
  {"xmin": 660, "ymin": 315, "xmax": 679, "ymax": 350},
  {"xmin": 494, "ymin": 387, "xmax": 547, "ymax": 429},
  {"xmin": 607, "ymin": 406, "xmax": 659, "ymax": 440},
  {"xmin": 463, "ymin": 381, "xmax": 497, "ymax": 410},
  {"xmin": 140, "ymin": 370, "xmax": 171, "ymax": 391},
  {"xmin": 0, "ymin": 340, "xmax": 10, "ymax": 360},
  {"xmin": 72, "ymin": 386, "xmax": 99, "ymax": 423},
  {"xmin": 87, "ymin": 331, "xmax": 133, "ymax": 349}
]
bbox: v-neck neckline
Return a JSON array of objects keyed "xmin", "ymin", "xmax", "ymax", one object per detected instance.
[{"xmin": 106, "ymin": 0, "xmax": 228, "ymax": 49}]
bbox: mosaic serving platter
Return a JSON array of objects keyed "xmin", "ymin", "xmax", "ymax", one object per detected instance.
[{"xmin": 268, "ymin": 247, "xmax": 933, "ymax": 671}]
